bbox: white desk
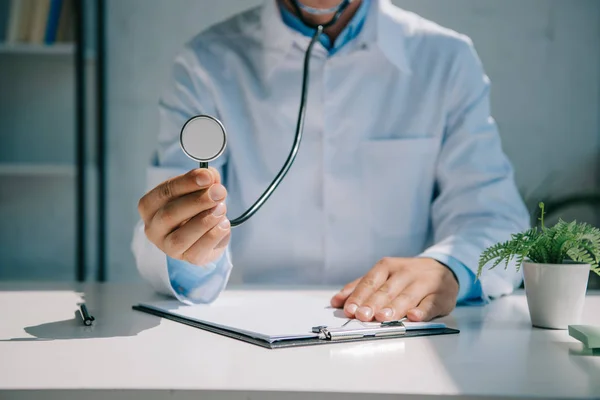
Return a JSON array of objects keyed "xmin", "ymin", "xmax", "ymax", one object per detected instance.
[{"xmin": 0, "ymin": 282, "xmax": 599, "ymax": 400}]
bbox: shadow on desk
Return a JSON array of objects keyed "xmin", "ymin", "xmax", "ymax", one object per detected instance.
[
  {"xmin": 0, "ymin": 282, "xmax": 162, "ymax": 342},
  {"xmin": 2, "ymin": 310, "xmax": 160, "ymax": 342}
]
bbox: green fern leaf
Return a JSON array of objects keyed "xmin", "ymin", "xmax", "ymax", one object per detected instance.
[{"xmin": 478, "ymin": 209, "xmax": 600, "ymax": 279}]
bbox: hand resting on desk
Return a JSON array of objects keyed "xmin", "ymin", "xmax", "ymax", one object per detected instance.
[{"xmin": 331, "ymin": 257, "xmax": 459, "ymax": 323}]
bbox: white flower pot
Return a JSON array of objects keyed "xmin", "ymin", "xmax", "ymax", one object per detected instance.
[{"xmin": 522, "ymin": 261, "xmax": 590, "ymax": 329}]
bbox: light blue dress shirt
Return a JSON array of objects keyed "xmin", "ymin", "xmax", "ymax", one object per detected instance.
[
  {"xmin": 278, "ymin": 0, "xmax": 370, "ymax": 55},
  {"xmin": 278, "ymin": 2, "xmax": 483, "ymax": 303},
  {"xmin": 133, "ymin": 0, "xmax": 529, "ymax": 307}
]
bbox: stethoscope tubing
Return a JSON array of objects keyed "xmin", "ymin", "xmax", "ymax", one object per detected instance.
[
  {"xmin": 229, "ymin": 25, "xmax": 323, "ymax": 227},
  {"xmin": 193, "ymin": 1, "xmax": 352, "ymax": 227}
]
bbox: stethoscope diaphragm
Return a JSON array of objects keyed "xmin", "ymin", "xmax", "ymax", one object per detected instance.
[{"xmin": 179, "ymin": 115, "xmax": 227, "ymax": 168}]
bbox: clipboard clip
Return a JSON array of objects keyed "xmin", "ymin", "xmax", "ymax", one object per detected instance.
[{"xmin": 312, "ymin": 318, "xmax": 407, "ymax": 341}]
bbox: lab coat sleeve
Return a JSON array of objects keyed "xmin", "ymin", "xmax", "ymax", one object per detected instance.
[
  {"xmin": 131, "ymin": 44, "xmax": 233, "ymax": 304},
  {"xmin": 418, "ymin": 38, "xmax": 531, "ymax": 301}
]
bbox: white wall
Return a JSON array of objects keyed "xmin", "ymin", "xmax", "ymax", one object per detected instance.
[{"xmin": 106, "ymin": 0, "xmax": 600, "ymax": 281}]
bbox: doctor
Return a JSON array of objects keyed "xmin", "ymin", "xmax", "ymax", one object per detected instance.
[{"xmin": 133, "ymin": 0, "xmax": 530, "ymax": 322}]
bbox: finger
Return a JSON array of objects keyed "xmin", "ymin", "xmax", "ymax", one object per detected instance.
[
  {"xmin": 182, "ymin": 218, "xmax": 231, "ymax": 266},
  {"xmin": 138, "ymin": 168, "xmax": 217, "ymax": 222},
  {"xmin": 343, "ymin": 267, "xmax": 390, "ymax": 319},
  {"xmin": 383, "ymin": 284, "xmax": 428, "ymax": 321},
  {"xmin": 162, "ymin": 202, "xmax": 228, "ymax": 257},
  {"xmin": 407, "ymin": 293, "xmax": 452, "ymax": 322},
  {"xmin": 151, "ymin": 184, "xmax": 227, "ymax": 237},
  {"xmin": 330, "ymin": 277, "xmax": 361, "ymax": 308},
  {"xmin": 357, "ymin": 272, "xmax": 412, "ymax": 322},
  {"xmin": 208, "ymin": 167, "xmax": 222, "ymax": 184}
]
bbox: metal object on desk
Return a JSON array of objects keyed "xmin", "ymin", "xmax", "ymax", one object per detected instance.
[
  {"xmin": 79, "ymin": 304, "xmax": 95, "ymax": 326},
  {"xmin": 312, "ymin": 318, "xmax": 408, "ymax": 341}
]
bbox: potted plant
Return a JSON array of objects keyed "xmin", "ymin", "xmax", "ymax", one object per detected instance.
[{"xmin": 478, "ymin": 203, "xmax": 600, "ymax": 329}]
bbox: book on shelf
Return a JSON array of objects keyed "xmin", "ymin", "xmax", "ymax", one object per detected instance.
[
  {"xmin": 28, "ymin": 0, "xmax": 50, "ymax": 43},
  {"xmin": 44, "ymin": 0, "xmax": 63, "ymax": 43},
  {"xmin": 55, "ymin": 0, "xmax": 72, "ymax": 43},
  {"xmin": 2, "ymin": 0, "xmax": 73, "ymax": 46}
]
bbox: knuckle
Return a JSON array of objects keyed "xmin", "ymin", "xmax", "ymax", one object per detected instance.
[
  {"xmin": 377, "ymin": 283, "xmax": 392, "ymax": 294},
  {"xmin": 376, "ymin": 285, "xmax": 393, "ymax": 300},
  {"xmin": 376, "ymin": 257, "xmax": 397, "ymax": 272},
  {"xmin": 159, "ymin": 180, "xmax": 173, "ymax": 200},
  {"xmin": 362, "ymin": 277, "xmax": 377, "ymax": 288},
  {"xmin": 165, "ymin": 231, "xmax": 186, "ymax": 254},
  {"xmin": 137, "ymin": 197, "xmax": 147, "ymax": 215},
  {"xmin": 376, "ymin": 257, "xmax": 390, "ymax": 267}
]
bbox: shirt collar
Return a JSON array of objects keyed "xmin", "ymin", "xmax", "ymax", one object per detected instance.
[
  {"xmin": 259, "ymin": 0, "xmax": 412, "ymax": 76},
  {"xmin": 278, "ymin": 0, "xmax": 370, "ymax": 55}
]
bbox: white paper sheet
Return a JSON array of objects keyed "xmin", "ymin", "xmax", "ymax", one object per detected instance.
[{"xmin": 139, "ymin": 290, "xmax": 446, "ymax": 342}]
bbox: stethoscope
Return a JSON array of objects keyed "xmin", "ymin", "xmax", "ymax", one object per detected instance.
[{"xmin": 179, "ymin": 0, "xmax": 353, "ymax": 227}]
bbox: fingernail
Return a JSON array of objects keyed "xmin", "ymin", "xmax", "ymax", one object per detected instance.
[
  {"xmin": 411, "ymin": 309, "xmax": 424, "ymax": 319},
  {"xmin": 219, "ymin": 218, "xmax": 230, "ymax": 230},
  {"xmin": 345, "ymin": 303, "xmax": 358, "ymax": 315},
  {"xmin": 357, "ymin": 306, "xmax": 373, "ymax": 319},
  {"xmin": 209, "ymin": 184, "xmax": 227, "ymax": 201},
  {"xmin": 212, "ymin": 202, "xmax": 226, "ymax": 217},
  {"xmin": 379, "ymin": 308, "xmax": 393, "ymax": 319},
  {"xmin": 196, "ymin": 172, "xmax": 211, "ymax": 187}
]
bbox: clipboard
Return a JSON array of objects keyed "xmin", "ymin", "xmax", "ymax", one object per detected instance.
[
  {"xmin": 132, "ymin": 291, "xmax": 459, "ymax": 349},
  {"xmin": 133, "ymin": 303, "xmax": 458, "ymax": 349}
]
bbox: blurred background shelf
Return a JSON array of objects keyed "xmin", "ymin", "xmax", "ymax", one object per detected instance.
[
  {"xmin": 0, "ymin": 42, "xmax": 72, "ymax": 54},
  {"xmin": 0, "ymin": 42, "xmax": 96, "ymax": 59},
  {"xmin": 0, "ymin": 0, "xmax": 103, "ymax": 282},
  {"xmin": 0, "ymin": 163, "xmax": 76, "ymax": 177}
]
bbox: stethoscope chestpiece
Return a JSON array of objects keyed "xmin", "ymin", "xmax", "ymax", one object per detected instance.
[{"xmin": 179, "ymin": 115, "xmax": 227, "ymax": 168}]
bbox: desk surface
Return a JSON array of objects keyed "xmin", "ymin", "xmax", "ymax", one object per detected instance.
[{"xmin": 1, "ymin": 282, "xmax": 599, "ymax": 400}]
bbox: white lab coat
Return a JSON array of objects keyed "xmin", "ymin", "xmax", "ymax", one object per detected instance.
[{"xmin": 131, "ymin": 0, "xmax": 530, "ymax": 304}]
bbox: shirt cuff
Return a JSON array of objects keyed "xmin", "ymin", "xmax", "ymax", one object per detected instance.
[
  {"xmin": 167, "ymin": 251, "xmax": 232, "ymax": 304},
  {"xmin": 418, "ymin": 252, "xmax": 486, "ymax": 305}
]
